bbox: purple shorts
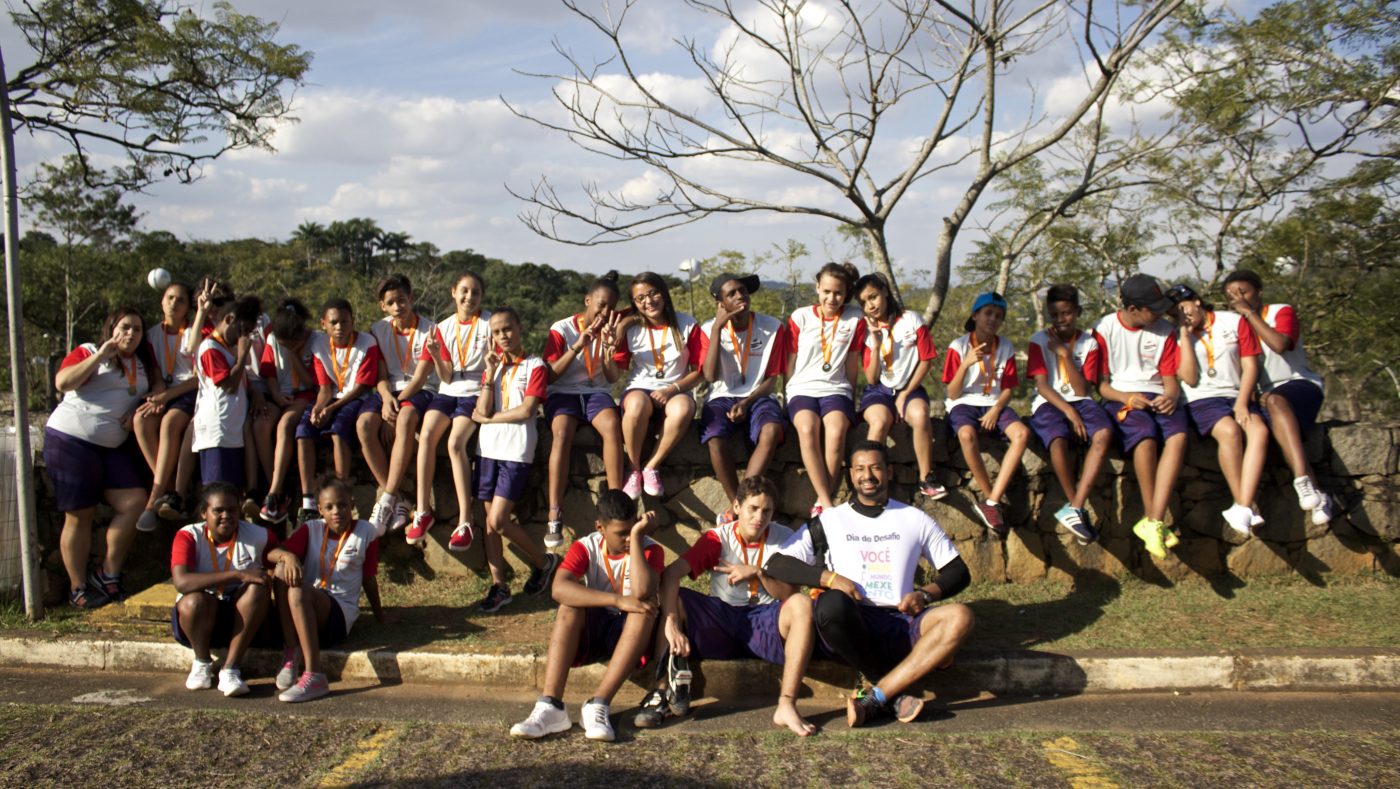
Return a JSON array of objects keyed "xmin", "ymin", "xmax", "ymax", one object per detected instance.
[
  {"xmin": 473, "ymin": 457, "xmax": 531, "ymax": 503},
  {"xmin": 362, "ymin": 389, "xmax": 434, "ymax": 418},
  {"xmin": 544, "ymin": 391, "xmax": 617, "ymax": 425},
  {"xmin": 947, "ymin": 403, "xmax": 1024, "ymax": 439},
  {"xmin": 295, "ymin": 397, "xmax": 365, "ymax": 442},
  {"xmin": 1264, "ymin": 380, "xmax": 1324, "ymax": 437},
  {"xmin": 426, "ymin": 393, "xmax": 479, "ymax": 419},
  {"xmin": 43, "ymin": 428, "xmax": 149, "ymax": 512},
  {"xmin": 166, "ymin": 390, "xmax": 198, "ymax": 416},
  {"xmin": 1186, "ymin": 397, "xmax": 1265, "ymax": 437},
  {"xmin": 572, "ymin": 606, "xmax": 628, "ymax": 667},
  {"xmin": 679, "ymin": 588, "xmax": 786, "ymax": 665},
  {"xmin": 1103, "ymin": 394, "xmax": 1189, "ymax": 453},
  {"xmin": 786, "ymin": 393, "xmax": 856, "ymax": 423},
  {"xmin": 858, "ymin": 383, "xmax": 929, "ymax": 419},
  {"xmin": 199, "ymin": 446, "xmax": 246, "ymax": 489},
  {"xmin": 169, "ymin": 584, "xmax": 280, "ymax": 648},
  {"xmin": 1030, "ymin": 400, "xmax": 1113, "ymax": 448},
  {"xmin": 699, "ymin": 396, "xmax": 786, "ymax": 445},
  {"xmin": 814, "ymin": 593, "xmax": 929, "ymax": 663}
]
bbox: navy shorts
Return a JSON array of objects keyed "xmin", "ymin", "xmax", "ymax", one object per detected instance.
[
  {"xmin": 318, "ymin": 592, "xmax": 348, "ymax": 648},
  {"xmin": 199, "ymin": 446, "xmax": 246, "ymax": 489},
  {"xmin": 362, "ymin": 389, "xmax": 434, "ymax": 419},
  {"xmin": 948, "ymin": 403, "xmax": 1024, "ymax": 439},
  {"xmin": 473, "ymin": 457, "xmax": 531, "ymax": 503},
  {"xmin": 43, "ymin": 428, "xmax": 149, "ymax": 512},
  {"xmin": 170, "ymin": 585, "xmax": 274, "ymax": 648},
  {"xmin": 786, "ymin": 393, "xmax": 856, "ymax": 423},
  {"xmin": 679, "ymin": 588, "xmax": 786, "ymax": 665},
  {"xmin": 572, "ymin": 607, "xmax": 629, "ymax": 667},
  {"xmin": 1030, "ymin": 400, "xmax": 1113, "ymax": 448},
  {"xmin": 426, "ymin": 393, "xmax": 478, "ymax": 419},
  {"xmin": 1264, "ymin": 380, "xmax": 1324, "ymax": 437},
  {"xmin": 166, "ymin": 390, "xmax": 197, "ymax": 416},
  {"xmin": 698, "ymin": 396, "xmax": 786, "ymax": 445},
  {"xmin": 1186, "ymin": 397, "xmax": 1265, "ymax": 437},
  {"xmin": 858, "ymin": 383, "xmax": 929, "ymax": 419},
  {"xmin": 544, "ymin": 391, "xmax": 617, "ymax": 425},
  {"xmin": 295, "ymin": 397, "xmax": 365, "ymax": 441},
  {"xmin": 815, "ymin": 593, "xmax": 930, "ymax": 664},
  {"xmin": 1103, "ymin": 394, "xmax": 1189, "ymax": 453}
]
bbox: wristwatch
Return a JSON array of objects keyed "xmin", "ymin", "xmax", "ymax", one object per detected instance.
[{"xmin": 915, "ymin": 589, "xmax": 935, "ymax": 606}]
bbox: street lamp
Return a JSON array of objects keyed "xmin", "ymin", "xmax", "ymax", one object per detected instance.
[{"xmin": 678, "ymin": 258, "xmax": 697, "ymax": 314}]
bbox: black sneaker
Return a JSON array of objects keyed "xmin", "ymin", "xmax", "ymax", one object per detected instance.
[
  {"xmin": 156, "ymin": 493, "xmax": 186, "ymax": 521},
  {"xmin": 295, "ymin": 507, "xmax": 319, "ymax": 526},
  {"xmin": 477, "ymin": 584, "xmax": 513, "ymax": 613},
  {"xmin": 667, "ymin": 652, "xmax": 693, "ymax": 716},
  {"xmin": 88, "ymin": 571, "xmax": 124, "ymax": 602},
  {"xmin": 523, "ymin": 553, "xmax": 561, "ymax": 596},
  {"xmin": 633, "ymin": 688, "xmax": 673, "ymax": 729},
  {"xmin": 846, "ymin": 689, "xmax": 887, "ymax": 728},
  {"xmin": 919, "ymin": 472, "xmax": 948, "ymax": 500},
  {"xmin": 69, "ymin": 586, "xmax": 109, "ymax": 610},
  {"xmin": 260, "ymin": 493, "xmax": 289, "ymax": 525}
]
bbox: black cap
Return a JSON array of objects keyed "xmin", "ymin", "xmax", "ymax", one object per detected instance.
[
  {"xmin": 709, "ymin": 273, "xmax": 761, "ymax": 301},
  {"xmin": 1120, "ymin": 273, "xmax": 1174, "ymax": 314}
]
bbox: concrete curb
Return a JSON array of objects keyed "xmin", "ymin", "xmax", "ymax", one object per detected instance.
[{"xmin": 2, "ymin": 636, "xmax": 1397, "ymax": 698}]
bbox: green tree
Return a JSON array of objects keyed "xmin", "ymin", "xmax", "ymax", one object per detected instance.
[{"xmin": 6, "ymin": 0, "xmax": 311, "ymax": 188}]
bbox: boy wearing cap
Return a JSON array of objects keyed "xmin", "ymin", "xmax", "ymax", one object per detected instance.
[
  {"xmin": 1093, "ymin": 274, "xmax": 1188, "ymax": 559},
  {"xmin": 696, "ymin": 273, "xmax": 789, "ymax": 524},
  {"xmin": 942, "ymin": 291, "xmax": 1030, "ymax": 538},
  {"xmin": 1222, "ymin": 270, "xmax": 1332, "ymax": 524}
]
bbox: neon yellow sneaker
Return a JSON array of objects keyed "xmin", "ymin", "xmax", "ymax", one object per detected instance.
[
  {"xmin": 1161, "ymin": 521, "xmax": 1180, "ymax": 549},
  {"xmin": 1133, "ymin": 517, "xmax": 1167, "ymax": 560}
]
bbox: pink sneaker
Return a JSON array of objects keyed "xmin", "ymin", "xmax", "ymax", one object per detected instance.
[
  {"xmin": 405, "ymin": 510, "xmax": 434, "ymax": 545},
  {"xmin": 809, "ymin": 505, "xmax": 824, "ymax": 518},
  {"xmin": 448, "ymin": 523, "xmax": 473, "ymax": 552},
  {"xmin": 642, "ymin": 468, "xmax": 663, "ymax": 497},
  {"xmin": 623, "ymin": 469, "xmax": 643, "ymax": 499}
]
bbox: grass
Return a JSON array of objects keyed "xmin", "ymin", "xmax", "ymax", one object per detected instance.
[{"xmin": 5, "ymin": 570, "xmax": 1398, "ymax": 655}]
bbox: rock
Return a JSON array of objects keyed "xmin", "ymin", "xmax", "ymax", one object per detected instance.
[
  {"xmin": 1005, "ymin": 529, "xmax": 1046, "ymax": 583},
  {"xmin": 1048, "ymin": 536, "xmax": 1132, "ymax": 579},
  {"xmin": 1348, "ymin": 493, "xmax": 1400, "ymax": 540},
  {"xmin": 1020, "ymin": 446, "xmax": 1047, "ymax": 476},
  {"xmin": 665, "ymin": 475, "xmax": 732, "ymax": 528},
  {"xmin": 1253, "ymin": 495, "xmax": 1312, "ymax": 543},
  {"xmin": 1226, "ymin": 538, "xmax": 1293, "ymax": 577},
  {"xmin": 923, "ymin": 493, "xmax": 985, "ymax": 541},
  {"xmin": 1170, "ymin": 538, "xmax": 1224, "ymax": 580},
  {"xmin": 1185, "ymin": 433, "xmax": 1220, "ymax": 472},
  {"xmin": 1179, "ymin": 496, "xmax": 1248, "ymax": 545},
  {"xmin": 955, "ymin": 537, "xmax": 1006, "ymax": 583},
  {"xmin": 1329, "ymin": 423, "xmax": 1396, "ymax": 477},
  {"xmin": 1298, "ymin": 533, "xmax": 1377, "ymax": 575},
  {"xmin": 778, "ymin": 468, "xmax": 818, "ymax": 516}
]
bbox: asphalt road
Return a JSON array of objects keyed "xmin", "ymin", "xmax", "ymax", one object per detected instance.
[{"xmin": 0, "ymin": 668, "xmax": 1396, "ymax": 787}]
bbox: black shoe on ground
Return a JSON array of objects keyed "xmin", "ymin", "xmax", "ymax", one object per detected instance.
[
  {"xmin": 69, "ymin": 586, "xmax": 109, "ymax": 610},
  {"xmin": 86, "ymin": 571, "xmax": 124, "ymax": 603},
  {"xmin": 477, "ymin": 584, "xmax": 513, "ymax": 613},
  {"xmin": 633, "ymin": 688, "xmax": 673, "ymax": 729},
  {"xmin": 667, "ymin": 653, "xmax": 693, "ymax": 716},
  {"xmin": 156, "ymin": 493, "xmax": 186, "ymax": 521},
  {"xmin": 846, "ymin": 689, "xmax": 888, "ymax": 728},
  {"xmin": 919, "ymin": 472, "xmax": 948, "ymax": 500},
  {"xmin": 523, "ymin": 553, "xmax": 561, "ymax": 596},
  {"xmin": 261, "ymin": 493, "xmax": 289, "ymax": 525}
]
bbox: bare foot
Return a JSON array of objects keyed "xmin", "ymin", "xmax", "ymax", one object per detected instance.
[{"xmin": 772, "ymin": 698, "xmax": 817, "ymax": 737}]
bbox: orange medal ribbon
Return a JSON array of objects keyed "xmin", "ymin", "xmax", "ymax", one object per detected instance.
[
  {"xmin": 816, "ymin": 307, "xmax": 838, "ymax": 372},
  {"xmin": 602, "ymin": 551, "xmax": 629, "ymax": 596},
  {"xmin": 205, "ymin": 525, "xmax": 235, "ymax": 598},
  {"xmin": 316, "ymin": 524, "xmax": 353, "ymax": 590},
  {"xmin": 122, "ymin": 353, "xmax": 138, "ymax": 395},
  {"xmin": 645, "ymin": 323, "xmax": 670, "ymax": 378},
  {"xmin": 161, "ymin": 322, "xmax": 184, "ymax": 380},
  {"xmin": 455, "ymin": 315, "xmax": 479, "ymax": 374},
  {"xmin": 733, "ymin": 524, "xmax": 769, "ymax": 602},
  {"xmin": 1194, "ymin": 311, "xmax": 1218, "ymax": 377},
  {"xmin": 1055, "ymin": 331, "xmax": 1080, "ymax": 395},
  {"xmin": 877, "ymin": 320, "xmax": 895, "ymax": 369},
  {"xmin": 726, "ymin": 319, "xmax": 753, "ymax": 384},
  {"xmin": 330, "ymin": 336, "xmax": 353, "ymax": 393},
  {"xmin": 976, "ymin": 335, "xmax": 1001, "ymax": 396},
  {"xmin": 393, "ymin": 321, "xmax": 418, "ymax": 380},
  {"xmin": 573, "ymin": 314, "xmax": 600, "ymax": 380},
  {"xmin": 499, "ymin": 357, "xmax": 522, "ymax": 410}
]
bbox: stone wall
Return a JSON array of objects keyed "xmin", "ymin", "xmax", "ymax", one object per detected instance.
[{"xmin": 30, "ymin": 417, "xmax": 1400, "ymax": 594}]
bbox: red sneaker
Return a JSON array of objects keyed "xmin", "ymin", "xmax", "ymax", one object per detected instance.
[
  {"xmin": 448, "ymin": 523, "xmax": 474, "ymax": 552},
  {"xmin": 405, "ymin": 510, "xmax": 435, "ymax": 545}
]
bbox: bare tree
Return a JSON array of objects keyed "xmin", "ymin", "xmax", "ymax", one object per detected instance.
[{"xmin": 508, "ymin": 0, "xmax": 1184, "ymax": 328}]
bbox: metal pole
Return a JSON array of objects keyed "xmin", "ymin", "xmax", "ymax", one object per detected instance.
[{"xmin": 0, "ymin": 47, "xmax": 44, "ymax": 620}]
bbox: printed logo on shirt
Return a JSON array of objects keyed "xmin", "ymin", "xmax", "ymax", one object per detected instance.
[{"xmin": 1139, "ymin": 338, "xmax": 1159, "ymax": 366}]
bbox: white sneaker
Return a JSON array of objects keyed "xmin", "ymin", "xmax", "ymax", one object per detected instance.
[
  {"xmin": 581, "ymin": 699, "xmax": 615, "ymax": 742},
  {"xmin": 1311, "ymin": 492, "xmax": 1334, "ymax": 525},
  {"xmin": 391, "ymin": 498, "xmax": 411, "ymax": 531},
  {"xmin": 1250, "ymin": 506, "xmax": 1265, "ymax": 528},
  {"xmin": 185, "ymin": 659, "xmax": 215, "ymax": 691},
  {"xmin": 218, "ymin": 667, "xmax": 250, "ymax": 697},
  {"xmin": 1293, "ymin": 476, "xmax": 1321, "ymax": 511},
  {"xmin": 1222, "ymin": 504, "xmax": 1254, "ymax": 537},
  {"xmin": 369, "ymin": 494, "xmax": 395, "ymax": 537},
  {"xmin": 510, "ymin": 699, "xmax": 573, "ymax": 739}
]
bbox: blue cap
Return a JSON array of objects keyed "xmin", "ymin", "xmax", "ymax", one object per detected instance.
[{"xmin": 970, "ymin": 291, "xmax": 1008, "ymax": 314}]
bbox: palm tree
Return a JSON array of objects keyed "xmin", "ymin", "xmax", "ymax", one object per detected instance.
[{"xmin": 291, "ymin": 220, "xmax": 327, "ymax": 268}]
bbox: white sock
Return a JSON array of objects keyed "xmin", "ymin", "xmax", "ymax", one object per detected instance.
[{"xmin": 302, "ymin": 496, "xmax": 315, "ymax": 510}]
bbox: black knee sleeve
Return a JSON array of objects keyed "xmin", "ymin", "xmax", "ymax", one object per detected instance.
[{"xmin": 814, "ymin": 590, "xmax": 890, "ymax": 681}]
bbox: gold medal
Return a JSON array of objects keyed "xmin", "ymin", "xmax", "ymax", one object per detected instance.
[
  {"xmin": 1059, "ymin": 383, "xmax": 1071, "ymax": 394},
  {"xmin": 748, "ymin": 593, "xmax": 760, "ymax": 606},
  {"xmin": 1207, "ymin": 367, "xmax": 1217, "ymax": 377},
  {"xmin": 821, "ymin": 362, "xmax": 832, "ymax": 372}
]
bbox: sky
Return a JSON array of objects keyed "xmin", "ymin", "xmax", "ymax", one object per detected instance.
[{"xmin": 6, "ymin": 0, "xmax": 1190, "ymax": 284}]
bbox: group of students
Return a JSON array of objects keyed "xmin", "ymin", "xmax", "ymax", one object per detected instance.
[{"xmin": 41, "ymin": 261, "xmax": 1330, "ymax": 721}]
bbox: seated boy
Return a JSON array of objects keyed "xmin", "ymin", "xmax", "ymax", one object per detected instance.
[
  {"xmin": 267, "ymin": 476, "xmax": 385, "ymax": 703},
  {"xmin": 634, "ymin": 475, "xmax": 818, "ymax": 737},
  {"xmin": 170, "ymin": 482, "xmax": 276, "ymax": 697},
  {"xmin": 510, "ymin": 490, "xmax": 662, "ymax": 742}
]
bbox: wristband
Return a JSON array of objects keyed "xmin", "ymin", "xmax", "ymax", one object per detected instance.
[{"xmin": 916, "ymin": 589, "xmax": 935, "ymax": 606}]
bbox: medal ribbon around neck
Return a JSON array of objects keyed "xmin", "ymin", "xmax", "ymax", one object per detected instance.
[
  {"xmin": 161, "ymin": 323, "xmax": 184, "ymax": 378},
  {"xmin": 455, "ymin": 315, "xmax": 479, "ymax": 373},
  {"xmin": 602, "ymin": 550, "xmax": 630, "ymax": 596},
  {"xmin": 733, "ymin": 523, "xmax": 768, "ymax": 600},
  {"xmin": 976, "ymin": 335, "xmax": 1001, "ymax": 396},
  {"xmin": 204, "ymin": 525, "xmax": 235, "ymax": 598},
  {"xmin": 330, "ymin": 337, "xmax": 352, "ymax": 392},
  {"xmin": 816, "ymin": 306, "xmax": 838, "ymax": 371},
  {"xmin": 1055, "ymin": 331, "xmax": 1080, "ymax": 394},
  {"xmin": 122, "ymin": 353, "xmax": 139, "ymax": 395},
  {"xmin": 645, "ymin": 322, "xmax": 669, "ymax": 377},
  {"xmin": 316, "ymin": 524, "xmax": 353, "ymax": 590},
  {"xmin": 498, "ymin": 357, "xmax": 523, "ymax": 410},
  {"xmin": 393, "ymin": 320, "xmax": 418, "ymax": 377},
  {"xmin": 1195, "ymin": 311, "xmax": 1217, "ymax": 376},
  {"xmin": 726, "ymin": 320, "xmax": 753, "ymax": 383},
  {"xmin": 574, "ymin": 314, "xmax": 601, "ymax": 380},
  {"xmin": 878, "ymin": 321, "xmax": 895, "ymax": 370}
]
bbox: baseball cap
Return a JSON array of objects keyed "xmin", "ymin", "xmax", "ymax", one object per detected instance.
[
  {"xmin": 709, "ymin": 273, "xmax": 761, "ymax": 300},
  {"xmin": 964, "ymin": 291, "xmax": 1008, "ymax": 332},
  {"xmin": 1120, "ymin": 274, "xmax": 1174, "ymax": 314}
]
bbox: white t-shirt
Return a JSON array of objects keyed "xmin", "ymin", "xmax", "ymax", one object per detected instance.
[
  {"xmin": 435, "ymin": 311, "xmax": 492, "ymax": 398},
  {"xmin": 309, "ymin": 331, "xmax": 381, "ymax": 400},
  {"xmin": 1025, "ymin": 330, "xmax": 1104, "ymax": 413},
  {"xmin": 170, "ymin": 521, "xmax": 273, "ymax": 602},
  {"xmin": 370, "ymin": 315, "xmax": 444, "ymax": 393},
  {"xmin": 696, "ymin": 312, "xmax": 785, "ymax": 400},
  {"xmin": 942, "ymin": 333, "xmax": 1019, "ymax": 409},
  {"xmin": 1181, "ymin": 310, "xmax": 1262, "ymax": 402},
  {"xmin": 192, "ymin": 336, "xmax": 247, "ymax": 451},
  {"xmin": 544, "ymin": 314, "xmax": 614, "ymax": 396},
  {"xmin": 258, "ymin": 330, "xmax": 319, "ymax": 399},
  {"xmin": 776, "ymin": 500, "xmax": 960, "ymax": 608},
  {"xmin": 560, "ymin": 531, "xmax": 665, "ymax": 612},
  {"xmin": 476, "ymin": 356, "xmax": 549, "ymax": 463},
  {"xmin": 681, "ymin": 522, "xmax": 794, "ymax": 607},
  {"xmin": 296, "ymin": 519, "xmax": 378, "ymax": 630},
  {"xmin": 1257, "ymin": 304, "xmax": 1324, "ymax": 392},
  {"xmin": 783, "ymin": 305, "xmax": 867, "ymax": 398},
  {"xmin": 862, "ymin": 310, "xmax": 936, "ymax": 390},
  {"xmin": 146, "ymin": 323, "xmax": 196, "ymax": 385},
  {"xmin": 1092, "ymin": 312, "xmax": 1181, "ymax": 396},
  {"xmin": 47, "ymin": 343, "xmax": 151, "ymax": 448},
  {"xmin": 614, "ymin": 313, "xmax": 702, "ymax": 392}
]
